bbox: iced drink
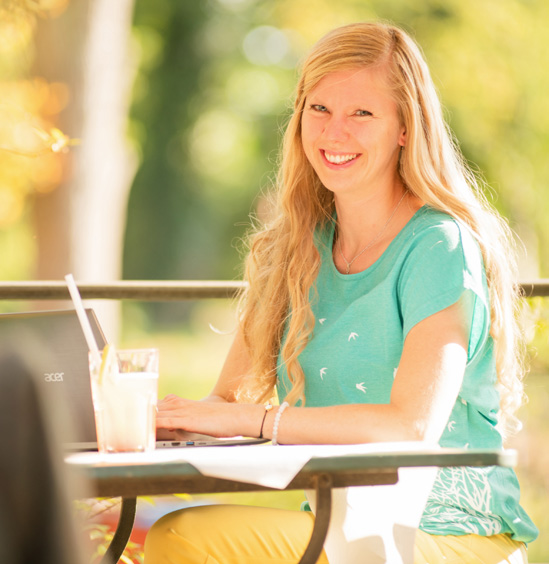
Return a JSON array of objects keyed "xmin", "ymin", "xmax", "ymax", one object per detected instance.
[{"xmin": 89, "ymin": 348, "xmax": 159, "ymax": 453}]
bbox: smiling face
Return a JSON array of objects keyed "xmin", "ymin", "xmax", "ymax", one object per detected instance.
[{"xmin": 300, "ymin": 66, "xmax": 406, "ymax": 200}]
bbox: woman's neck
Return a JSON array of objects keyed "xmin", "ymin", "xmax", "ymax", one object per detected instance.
[
  {"xmin": 332, "ymin": 184, "xmax": 424, "ymax": 274},
  {"xmin": 334, "ymin": 184, "xmax": 407, "ymax": 253}
]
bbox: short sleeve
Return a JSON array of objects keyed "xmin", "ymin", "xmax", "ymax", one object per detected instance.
[{"xmin": 397, "ymin": 217, "xmax": 490, "ymax": 361}]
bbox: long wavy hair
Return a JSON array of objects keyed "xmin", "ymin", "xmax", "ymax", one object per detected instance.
[{"xmin": 237, "ymin": 22, "xmax": 524, "ymax": 434}]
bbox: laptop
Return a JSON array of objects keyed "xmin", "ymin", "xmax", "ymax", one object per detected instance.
[{"xmin": 0, "ymin": 309, "xmax": 267, "ymax": 450}]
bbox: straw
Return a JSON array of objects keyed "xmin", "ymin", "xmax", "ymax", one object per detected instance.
[{"xmin": 64, "ymin": 274, "xmax": 102, "ymax": 365}]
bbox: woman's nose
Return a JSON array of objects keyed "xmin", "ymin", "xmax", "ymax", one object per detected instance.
[{"xmin": 322, "ymin": 115, "xmax": 350, "ymax": 144}]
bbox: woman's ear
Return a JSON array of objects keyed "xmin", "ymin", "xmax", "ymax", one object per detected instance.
[{"xmin": 399, "ymin": 127, "xmax": 407, "ymax": 147}]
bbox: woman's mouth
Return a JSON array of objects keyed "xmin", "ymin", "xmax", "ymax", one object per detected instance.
[{"xmin": 322, "ymin": 150, "xmax": 359, "ymax": 165}]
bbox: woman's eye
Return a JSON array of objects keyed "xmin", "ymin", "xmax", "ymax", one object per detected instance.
[
  {"xmin": 355, "ymin": 109, "xmax": 372, "ymax": 117},
  {"xmin": 310, "ymin": 104, "xmax": 328, "ymax": 112}
]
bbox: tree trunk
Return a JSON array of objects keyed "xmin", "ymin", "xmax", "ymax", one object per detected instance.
[{"xmin": 33, "ymin": 0, "xmax": 137, "ymax": 338}]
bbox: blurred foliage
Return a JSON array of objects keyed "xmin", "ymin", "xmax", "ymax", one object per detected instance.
[
  {"xmin": 76, "ymin": 497, "xmax": 145, "ymax": 564},
  {"xmin": 0, "ymin": 0, "xmax": 76, "ymax": 289},
  {"xmin": 123, "ymin": 0, "xmax": 548, "ymax": 304},
  {"xmin": 2, "ymin": 0, "xmax": 547, "ymax": 293}
]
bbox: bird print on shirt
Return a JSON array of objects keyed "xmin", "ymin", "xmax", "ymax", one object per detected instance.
[{"xmin": 314, "ymin": 325, "xmax": 396, "ymax": 400}]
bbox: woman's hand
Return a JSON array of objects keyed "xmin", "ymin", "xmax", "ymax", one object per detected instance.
[{"xmin": 156, "ymin": 394, "xmax": 263, "ymax": 439}]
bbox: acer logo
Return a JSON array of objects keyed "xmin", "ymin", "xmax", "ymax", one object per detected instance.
[{"xmin": 44, "ymin": 372, "xmax": 64, "ymax": 382}]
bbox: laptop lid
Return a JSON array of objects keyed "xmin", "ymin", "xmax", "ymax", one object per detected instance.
[{"xmin": 0, "ymin": 308, "xmax": 107, "ymax": 449}]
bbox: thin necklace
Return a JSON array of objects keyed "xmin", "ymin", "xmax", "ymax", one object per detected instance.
[{"xmin": 337, "ymin": 191, "xmax": 407, "ymax": 274}]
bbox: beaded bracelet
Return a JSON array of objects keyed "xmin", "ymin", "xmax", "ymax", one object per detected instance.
[{"xmin": 272, "ymin": 401, "xmax": 289, "ymax": 446}]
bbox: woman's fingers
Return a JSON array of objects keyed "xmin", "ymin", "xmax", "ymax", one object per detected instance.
[{"xmin": 157, "ymin": 394, "xmax": 191, "ymax": 411}]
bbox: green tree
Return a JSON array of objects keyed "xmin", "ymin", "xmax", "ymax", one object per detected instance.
[{"xmin": 124, "ymin": 1, "xmax": 209, "ymax": 283}]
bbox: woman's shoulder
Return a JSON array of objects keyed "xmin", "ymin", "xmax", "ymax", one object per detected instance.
[
  {"xmin": 407, "ymin": 205, "xmax": 479, "ymax": 253},
  {"xmin": 411, "ymin": 205, "xmax": 460, "ymax": 231},
  {"xmin": 400, "ymin": 206, "xmax": 486, "ymax": 292}
]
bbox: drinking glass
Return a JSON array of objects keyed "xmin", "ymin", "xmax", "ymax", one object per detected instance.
[{"xmin": 89, "ymin": 348, "xmax": 159, "ymax": 453}]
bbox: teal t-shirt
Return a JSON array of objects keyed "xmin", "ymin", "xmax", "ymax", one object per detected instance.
[{"xmin": 277, "ymin": 205, "xmax": 537, "ymax": 542}]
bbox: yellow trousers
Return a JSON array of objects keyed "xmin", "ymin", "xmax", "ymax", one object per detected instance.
[{"xmin": 144, "ymin": 504, "xmax": 528, "ymax": 563}]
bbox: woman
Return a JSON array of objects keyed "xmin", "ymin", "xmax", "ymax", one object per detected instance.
[{"xmin": 146, "ymin": 22, "xmax": 537, "ymax": 563}]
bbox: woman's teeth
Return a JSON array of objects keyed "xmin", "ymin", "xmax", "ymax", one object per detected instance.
[{"xmin": 324, "ymin": 152, "xmax": 357, "ymax": 164}]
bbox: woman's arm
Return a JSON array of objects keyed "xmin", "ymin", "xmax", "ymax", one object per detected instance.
[
  {"xmin": 157, "ymin": 299, "xmax": 469, "ymax": 443},
  {"xmin": 266, "ymin": 298, "xmax": 469, "ymax": 444}
]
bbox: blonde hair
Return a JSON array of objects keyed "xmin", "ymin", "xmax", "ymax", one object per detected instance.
[{"xmin": 238, "ymin": 22, "xmax": 524, "ymax": 433}]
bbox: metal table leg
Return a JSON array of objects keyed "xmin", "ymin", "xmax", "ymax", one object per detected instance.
[
  {"xmin": 100, "ymin": 497, "xmax": 137, "ymax": 564},
  {"xmin": 299, "ymin": 474, "xmax": 333, "ymax": 564}
]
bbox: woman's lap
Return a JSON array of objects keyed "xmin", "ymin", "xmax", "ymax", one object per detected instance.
[
  {"xmin": 144, "ymin": 504, "xmax": 329, "ymax": 564},
  {"xmin": 414, "ymin": 529, "xmax": 527, "ymax": 564},
  {"xmin": 144, "ymin": 504, "xmax": 527, "ymax": 564}
]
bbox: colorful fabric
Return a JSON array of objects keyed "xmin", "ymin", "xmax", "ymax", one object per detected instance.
[{"xmin": 277, "ymin": 205, "xmax": 537, "ymax": 543}]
